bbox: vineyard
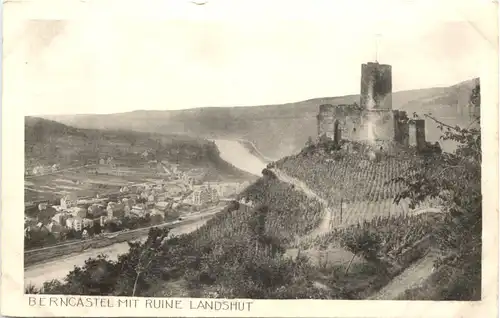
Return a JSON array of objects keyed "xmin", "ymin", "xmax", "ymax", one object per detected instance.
[
  {"xmin": 188, "ymin": 176, "xmax": 324, "ymax": 246},
  {"xmin": 273, "ymin": 143, "xmax": 443, "ymax": 228},
  {"xmin": 297, "ymin": 213, "xmax": 443, "ymax": 265},
  {"xmin": 276, "ymin": 150, "xmax": 415, "ymax": 203},
  {"xmin": 36, "ymin": 170, "xmax": 447, "ymax": 299}
]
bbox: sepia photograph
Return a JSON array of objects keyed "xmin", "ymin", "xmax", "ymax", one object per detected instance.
[{"xmin": 1, "ymin": 0, "xmax": 498, "ymax": 317}]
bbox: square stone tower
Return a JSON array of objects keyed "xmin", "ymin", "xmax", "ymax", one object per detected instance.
[{"xmin": 360, "ymin": 62, "xmax": 392, "ymax": 110}]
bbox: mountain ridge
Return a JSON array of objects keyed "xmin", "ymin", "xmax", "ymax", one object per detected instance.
[
  {"xmin": 40, "ymin": 78, "xmax": 479, "ymax": 158},
  {"xmin": 25, "ymin": 117, "xmax": 254, "ymax": 180}
]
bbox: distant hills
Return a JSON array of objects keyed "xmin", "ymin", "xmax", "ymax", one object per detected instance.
[
  {"xmin": 42, "ymin": 78, "xmax": 479, "ymax": 159},
  {"xmin": 25, "ymin": 117, "xmax": 253, "ymax": 180}
]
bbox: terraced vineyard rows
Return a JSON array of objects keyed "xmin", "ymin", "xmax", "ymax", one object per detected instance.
[
  {"xmin": 297, "ymin": 213, "xmax": 442, "ymax": 267},
  {"xmin": 187, "ymin": 177, "xmax": 325, "ymax": 246},
  {"xmin": 272, "ymin": 149, "xmax": 444, "ymax": 230},
  {"xmin": 330, "ymin": 199, "xmax": 410, "ymax": 227},
  {"xmin": 277, "ymin": 153, "xmax": 416, "ymax": 204}
]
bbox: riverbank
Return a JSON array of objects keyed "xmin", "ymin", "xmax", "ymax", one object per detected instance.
[
  {"xmin": 24, "ymin": 213, "xmax": 217, "ymax": 288},
  {"xmin": 25, "ymin": 206, "xmax": 222, "ymax": 268}
]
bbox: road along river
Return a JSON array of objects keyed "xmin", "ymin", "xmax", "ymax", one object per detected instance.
[{"xmin": 24, "ymin": 208, "xmax": 219, "ymax": 288}]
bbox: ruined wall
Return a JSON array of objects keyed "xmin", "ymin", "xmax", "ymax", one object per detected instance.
[
  {"xmin": 317, "ymin": 104, "xmax": 336, "ymax": 139},
  {"xmin": 317, "ymin": 104, "xmax": 363, "ymax": 140},
  {"xmin": 393, "ymin": 110, "xmax": 410, "ymax": 146},
  {"xmin": 317, "ymin": 104, "xmax": 400, "ymax": 144},
  {"xmin": 360, "ymin": 62, "xmax": 392, "ymax": 110},
  {"xmin": 415, "ymin": 119, "xmax": 426, "ymax": 151},
  {"xmin": 409, "ymin": 124, "xmax": 417, "ymax": 147},
  {"xmin": 408, "ymin": 119, "xmax": 427, "ymax": 151},
  {"xmin": 358, "ymin": 110, "xmax": 394, "ymax": 142}
]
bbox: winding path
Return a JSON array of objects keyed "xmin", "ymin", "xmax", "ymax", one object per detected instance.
[
  {"xmin": 215, "ymin": 141, "xmax": 443, "ymax": 300},
  {"xmin": 269, "ymin": 168, "xmax": 333, "ymax": 237},
  {"xmin": 368, "ymin": 250, "xmax": 438, "ymax": 300},
  {"xmin": 269, "ymin": 167, "xmax": 440, "ymax": 300}
]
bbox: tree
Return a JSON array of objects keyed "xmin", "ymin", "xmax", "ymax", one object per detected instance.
[
  {"xmin": 248, "ymin": 205, "xmax": 269, "ymax": 253},
  {"xmin": 117, "ymin": 227, "xmax": 171, "ymax": 296},
  {"xmin": 92, "ymin": 222, "xmax": 102, "ymax": 235},
  {"xmin": 55, "ymin": 254, "xmax": 119, "ymax": 295},
  {"xmin": 391, "ymin": 82, "xmax": 482, "ymax": 299},
  {"xmin": 105, "ymin": 221, "xmax": 119, "ymax": 233},
  {"xmin": 341, "ymin": 227, "xmax": 382, "ymax": 275}
]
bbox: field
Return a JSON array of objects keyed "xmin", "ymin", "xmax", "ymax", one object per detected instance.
[{"xmin": 24, "ymin": 164, "xmax": 168, "ymax": 203}]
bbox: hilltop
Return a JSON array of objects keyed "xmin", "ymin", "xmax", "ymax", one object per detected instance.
[
  {"xmin": 41, "ymin": 78, "xmax": 479, "ymax": 159},
  {"xmin": 33, "ymin": 138, "xmax": 445, "ymax": 298},
  {"xmin": 34, "ymin": 119, "xmax": 480, "ymax": 300},
  {"xmin": 36, "ymin": 140, "xmax": 446, "ymax": 299}
]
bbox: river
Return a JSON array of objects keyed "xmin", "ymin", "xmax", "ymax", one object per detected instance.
[{"xmin": 213, "ymin": 139, "xmax": 267, "ymax": 176}]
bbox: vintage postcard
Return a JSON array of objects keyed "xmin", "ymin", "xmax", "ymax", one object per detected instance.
[{"xmin": 1, "ymin": 0, "xmax": 499, "ymax": 317}]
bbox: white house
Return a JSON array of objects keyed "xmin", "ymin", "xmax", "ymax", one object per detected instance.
[
  {"xmin": 51, "ymin": 212, "xmax": 68, "ymax": 225},
  {"xmin": 66, "ymin": 217, "xmax": 83, "ymax": 231},
  {"xmin": 82, "ymin": 218, "xmax": 94, "ymax": 229},
  {"xmin": 155, "ymin": 201, "xmax": 170, "ymax": 211},
  {"xmin": 69, "ymin": 206, "xmax": 87, "ymax": 219}
]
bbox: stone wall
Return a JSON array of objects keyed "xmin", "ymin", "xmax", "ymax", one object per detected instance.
[
  {"xmin": 393, "ymin": 110, "xmax": 410, "ymax": 147},
  {"xmin": 317, "ymin": 104, "xmax": 364, "ymax": 141},
  {"xmin": 317, "ymin": 105, "xmax": 407, "ymax": 145},
  {"xmin": 415, "ymin": 120, "xmax": 426, "ymax": 151},
  {"xmin": 317, "ymin": 104, "xmax": 336, "ymax": 139},
  {"xmin": 358, "ymin": 110, "xmax": 395, "ymax": 142}
]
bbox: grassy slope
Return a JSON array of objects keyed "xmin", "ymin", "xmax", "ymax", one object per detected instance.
[{"xmin": 41, "ymin": 78, "xmax": 479, "ymax": 159}]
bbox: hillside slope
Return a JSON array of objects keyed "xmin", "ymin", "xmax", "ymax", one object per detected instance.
[
  {"xmin": 25, "ymin": 117, "xmax": 253, "ymax": 180},
  {"xmin": 42, "ymin": 78, "xmax": 479, "ymax": 158}
]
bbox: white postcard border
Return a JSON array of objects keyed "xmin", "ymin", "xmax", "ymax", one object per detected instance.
[{"xmin": 1, "ymin": 0, "xmax": 499, "ymax": 317}]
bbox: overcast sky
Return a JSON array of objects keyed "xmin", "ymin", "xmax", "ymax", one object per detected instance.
[{"xmin": 2, "ymin": 0, "xmax": 496, "ymax": 115}]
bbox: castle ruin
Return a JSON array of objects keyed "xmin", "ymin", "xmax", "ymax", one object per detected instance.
[{"xmin": 317, "ymin": 61, "xmax": 432, "ymax": 153}]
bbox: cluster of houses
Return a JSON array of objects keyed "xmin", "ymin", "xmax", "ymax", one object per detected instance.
[
  {"xmin": 25, "ymin": 191, "xmax": 170, "ymax": 239},
  {"xmin": 98, "ymin": 157, "xmax": 116, "ymax": 168},
  {"xmin": 24, "ymin": 177, "xmax": 252, "ymax": 241},
  {"xmin": 27, "ymin": 164, "xmax": 60, "ymax": 176}
]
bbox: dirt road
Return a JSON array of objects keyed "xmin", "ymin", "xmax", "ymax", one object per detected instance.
[
  {"xmin": 368, "ymin": 251, "xmax": 438, "ymax": 300},
  {"xmin": 269, "ymin": 168, "xmax": 333, "ymax": 236}
]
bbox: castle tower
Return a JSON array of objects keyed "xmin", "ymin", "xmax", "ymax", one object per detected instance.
[
  {"xmin": 317, "ymin": 104, "xmax": 336, "ymax": 139},
  {"xmin": 360, "ymin": 62, "xmax": 392, "ymax": 110}
]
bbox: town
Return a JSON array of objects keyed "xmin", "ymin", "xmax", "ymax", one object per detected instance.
[{"xmin": 24, "ymin": 158, "xmax": 252, "ymax": 250}]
